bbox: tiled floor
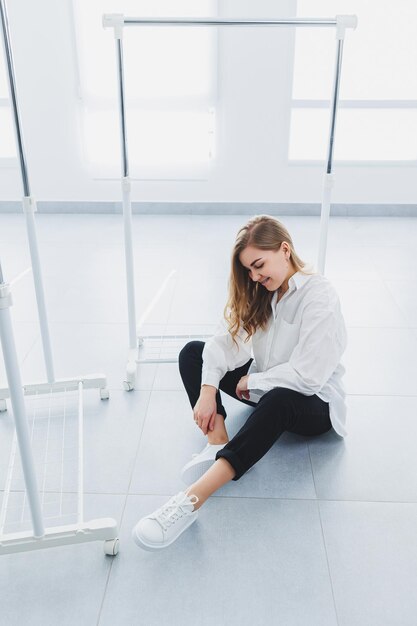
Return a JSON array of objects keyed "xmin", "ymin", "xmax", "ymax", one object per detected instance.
[{"xmin": 1, "ymin": 213, "xmax": 417, "ymax": 626}]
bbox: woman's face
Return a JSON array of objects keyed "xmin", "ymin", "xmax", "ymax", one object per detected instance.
[{"xmin": 239, "ymin": 244, "xmax": 292, "ymax": 291}]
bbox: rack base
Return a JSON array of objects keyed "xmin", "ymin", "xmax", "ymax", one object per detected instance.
[
  {"xmin": 0, "ymin": 517, "xmax": 119, "ymax": 555},
  {"xmin": 123, "ymin": 333, "xmax": 213, "ymax": 390},
  {"xmin": 0, "ymin": 374, "xmax": 109, "ymax": 411}
]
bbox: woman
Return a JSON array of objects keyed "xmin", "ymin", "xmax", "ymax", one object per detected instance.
[{"xmin": 132, "ymin": 215, "xmax": 347, "ymax": 551}]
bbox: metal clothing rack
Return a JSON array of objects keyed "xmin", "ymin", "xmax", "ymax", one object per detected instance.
[
  {"xmin": 103, "ymin": 13, "xmax": 357, "ymax": 390},
  {"xmin": 0, "ymin": 0, "xmax": 109, "ymax": 409},
  {"xmin": 0, "ymin": 269, "xmax": 119, "ymax": 556},
  {"xmin": 0, "ymin": 0, "xmax": 119, "ymax": 555}
]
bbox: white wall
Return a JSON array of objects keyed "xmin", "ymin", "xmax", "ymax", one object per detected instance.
[{"xmin": 1, "ymin": 0, "xmax": 416, "ymax": 205}]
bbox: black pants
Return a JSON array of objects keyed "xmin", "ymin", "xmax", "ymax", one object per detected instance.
[{"xmin": 178, "ymin": 341, "xmax": 332, "ymax": 481}]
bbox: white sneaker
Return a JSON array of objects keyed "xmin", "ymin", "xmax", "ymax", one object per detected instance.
[
  {"xmin": 132, "ymin": 491, "xmax": 199, "ymax": 551},
  {"xmin": 180, "ymin": 442, "xmax": 227, "ymax": 484}
]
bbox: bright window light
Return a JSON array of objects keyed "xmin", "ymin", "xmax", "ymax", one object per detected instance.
[
  {"xmin": 290, "ymin": 0, "xmax": 417, "ymax": 162},
  {"xmin": 72, "ymin": 0, "xmax": 217, "ymax": 175},
  {"xmin": 293, "ymin": 0, "xmax": 417, "ymax": 100},
  {"xmin": 289, "ymin": 109, "xmax": 417, "ymax": 161},
  {"xmin": 83, "ymin": 107, "xmax": 215, "ymax": 172}
]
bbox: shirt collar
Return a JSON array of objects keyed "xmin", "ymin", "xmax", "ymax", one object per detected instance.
[
  {"xmin": 288, "ymin": 271, "xmax": 311, "ymax": 290},
  {"xmin": 270, "ymin": 272, "xmax": 311, "ymax": 311}
]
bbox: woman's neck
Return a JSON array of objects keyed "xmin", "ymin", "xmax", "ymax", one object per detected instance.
[{"xmin": 280, "ymin": 267, "xmax": 297, "ymax": 295}]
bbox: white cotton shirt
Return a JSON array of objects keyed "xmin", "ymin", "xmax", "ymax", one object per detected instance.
[{"xmin": 202, "ymin": 272, "xmax": 348, "ymax": 437}]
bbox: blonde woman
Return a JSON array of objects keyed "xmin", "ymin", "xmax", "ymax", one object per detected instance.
[{"xmin": 132, "ymin": 215, "xmax": 347, "ymax": 551}]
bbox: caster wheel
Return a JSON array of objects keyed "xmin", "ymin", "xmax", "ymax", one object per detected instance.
[
  {"xmin": 100, "ymin": 388, "xmax": 110, "ymax": 400},
  {"xmin": 123, "ymin": 381, "xmax": 134, "ymax": 392},
  {"xmin": 0, "ymin": 399, "xmax": 7, "ymax": 413},
  {"xmin": 104, "ymin": 538, "xmax": 119, "ymax": 556}
]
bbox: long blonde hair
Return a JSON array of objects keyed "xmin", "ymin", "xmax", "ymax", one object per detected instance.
[{"xmin": 224, "ymin": 215, "xmax": 310, "ymax": 343}]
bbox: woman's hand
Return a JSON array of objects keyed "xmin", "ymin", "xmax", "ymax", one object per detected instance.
[
  {"xmin": 236, "ymin": 375, "xmax": 250, "ymax": 401},
  {"xmin": 194, "ymin": 386, "xmax": 217, "ymax": 435}
]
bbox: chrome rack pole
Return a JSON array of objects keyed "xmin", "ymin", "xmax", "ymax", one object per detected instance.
[
  {"xmin": 317, "ymin": 18, "xmax": 355, "ymax": 274},
  {"xmin": 0, "ymin": 0, "xmax": 55, "ymax": 383},
  {"xmin": 122, "ymin": 18, "xmax": 337, "ymax": 27}
]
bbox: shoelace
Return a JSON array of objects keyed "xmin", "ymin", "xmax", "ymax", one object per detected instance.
[{"xmin": 152, "ymin": 494, "xmax": 199, "ymax": 532}]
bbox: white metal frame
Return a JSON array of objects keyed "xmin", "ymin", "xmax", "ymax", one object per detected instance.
[
  {"xmin": 0, "ymin": 0, "xmax": 118, "ymax": 556},
  {"xmin": 0, "ymin": 0, "xmax": 109, "ymax": 410},
  {"xmin": 102, "ymin": 14, "xmax": 357, "ymax": 390},
  {"xmin": 0, "ymin": 277, "xmax": 119, "ymax": 556}
]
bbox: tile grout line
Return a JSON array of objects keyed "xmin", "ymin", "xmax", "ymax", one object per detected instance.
[
  {"xmin": 382, "ymin": 279, "xmax": 416, "ymax": 330},
  {"xmin": 96, "ymin": 387, "xmax": 153, "ymax": 626},
  {"xmin": 308, "ymin": 440, "xmax": 341, "ymax": 626},
  {"xmin": 316, "ymin": 498, "xmax": 341, "ymax": 626}
]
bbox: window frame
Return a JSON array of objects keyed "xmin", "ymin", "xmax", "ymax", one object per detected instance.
[{"xmin": 288, "ymin": 98, "xmax": 417, "ymax": 167}]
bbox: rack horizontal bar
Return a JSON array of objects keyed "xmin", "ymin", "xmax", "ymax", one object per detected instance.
[{"xmin": 123, "ymin": 18, "xmax": 338, "ymax": 27}]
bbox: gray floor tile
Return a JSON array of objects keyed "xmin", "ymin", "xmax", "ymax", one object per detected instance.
[
  {"xmin": 344, "ymin": 327, "xmax": 417, "ymax": 396},
  {"xmin": 322, "ymin": 246, "xmax": 381, "ymax": 281},
  {"xmin": 99, "ymin": 495, "xmax": 338, "ymax": 626},
  {"xmin": 385, "ymin": 279, "xmax": 417, "ymax": 328},
  {"xmin": 370, "ymin": 244, "xmax": 417, "ymax": 281},
  {"xmin": 82, "ymin": 389, "xmax": 150, "ymax": 493},
  {"xmin": 0, "ymin": 322, "xmax": 40, "ymax": 387},
  {"xmin": 310, "ymin": 395, "xmax": 417, "ymax": 502},
  {"xmin": 19, "ymin": 322, "xmax": 134, "ymax": 391},
  {"xmin": 351, "ymin": 216, "xmax": 417, "ymax": 246},
  {"xmin": 320, "ymin": 500, "xmax": 417, "ymax": 626},
  {"xmin": 333, "ymin": 279, "xmax": 408, "ymax": 328},
  {"xmin": 0, "ymin": 493, "xmax": 125, "ymax": 626}
]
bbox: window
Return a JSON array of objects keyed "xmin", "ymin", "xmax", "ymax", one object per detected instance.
[
  {"xmin": 72, "ymin": 0, "xmax": 217, "ymax": 179},
  {"xmin": 289, "ymin": 0, "xmax": 417, "ymax": 163}
]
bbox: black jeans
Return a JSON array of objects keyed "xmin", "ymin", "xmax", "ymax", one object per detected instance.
[{"xmin": 178, "ymin": 341, "xmax": 332, "ymax": 481}]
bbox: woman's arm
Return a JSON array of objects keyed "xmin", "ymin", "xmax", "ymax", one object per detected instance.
[{"xmin": 202, "ymin": 319, "xmax": 252, "ymax": 390}]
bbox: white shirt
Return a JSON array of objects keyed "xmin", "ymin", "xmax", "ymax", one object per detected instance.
[{"xmin": 202, "ymin": 272, "xmax": 348, "ymax": 437}]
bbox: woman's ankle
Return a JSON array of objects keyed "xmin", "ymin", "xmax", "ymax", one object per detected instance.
[
  {"xmin": 207, "ymin": 413, "xmax": 229, "ymax": 445},
  {"xmin": 207, "ymin": 435, "xmax": 229, "ymax": 445}
]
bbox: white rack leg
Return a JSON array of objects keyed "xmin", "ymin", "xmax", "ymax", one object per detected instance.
[
  {"xmin": 0, "ymin": 283, "xmax": 44, "ymax": 538},
  {"xmin": 77, "ymin": 381, "xmax": 84, "ymax": 526},
  {"xmin": 22, "ymin": 196, "xmax": 55, "ymax": 383},
  {"xmin": 122, "ymin": 177, "xmax": 139, "ymax": 390},
  {"xmin": 317, "ymin": 173, "xmax": 334, "ymax": 274},
  {"xmin": 122, "ymin": 177, "xmax": 137, "ymax": 353},
  {"xmin": 317, "ymin": 35, "xmax": 344, "ymax": 275}
]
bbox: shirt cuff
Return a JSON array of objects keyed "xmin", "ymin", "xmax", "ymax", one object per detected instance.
[
  {"xmin": 201, "ymin": 371, "xmax": 221, "ymax": 390},
  {"xmin": 247, "ymin": 372, "xmax": 265, "ymax": 390}
]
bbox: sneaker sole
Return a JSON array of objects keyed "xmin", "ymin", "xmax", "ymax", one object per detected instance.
[
  {"xmin": 180, "ymin": 458, "xmax": 217, "ymax": 484},
  {"xmin": 131, "ymin": 512, "xmax": 198, "ymax": 551}
]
